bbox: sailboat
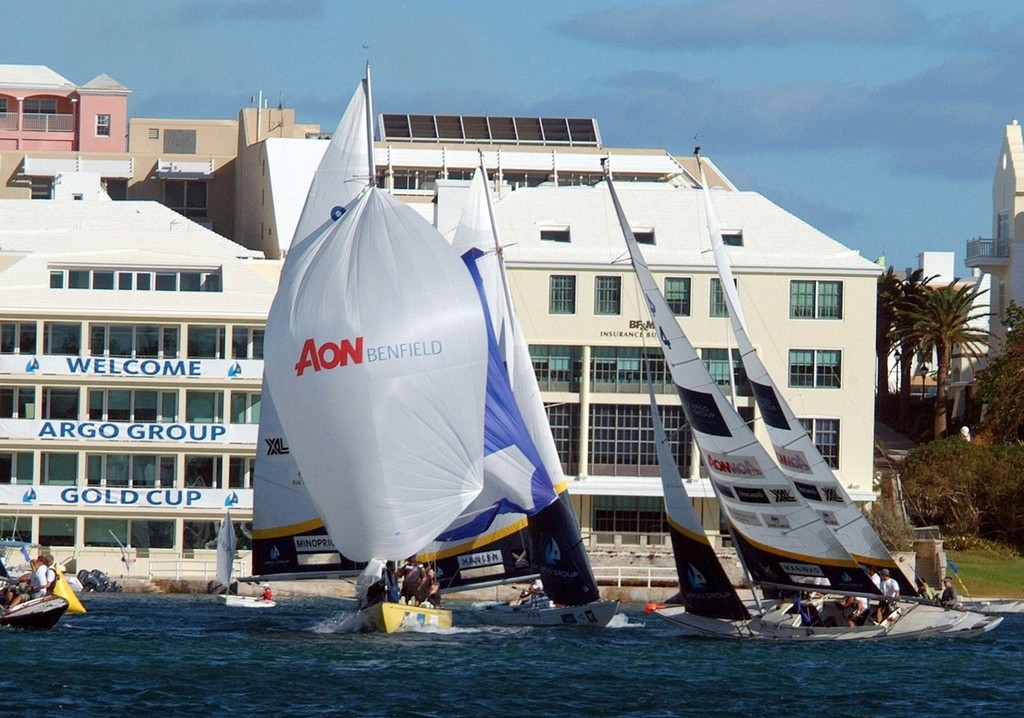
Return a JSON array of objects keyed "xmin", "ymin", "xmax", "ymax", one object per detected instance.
[
  {"xmin": 421, "ymin": 165, "xmax": 618, "ymax": 627},
  {"xmin": 603, "ymin": 161, "xmax": 999, "ymax": 640},
  {"xmin": 262, "ymin": 71, "xmax": 495, "ymax": 633},
  {"xmin": 217, "ymin": 513, "xmax": 275, "ymax": 608},
  {"xmin": 0, "ymin": 541, "xmax": 70, "ymax": 630}
]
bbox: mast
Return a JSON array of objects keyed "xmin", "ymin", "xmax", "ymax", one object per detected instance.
[{"xmin": 363, "ymin": 61, "xmax": 375, "ymax": 188}]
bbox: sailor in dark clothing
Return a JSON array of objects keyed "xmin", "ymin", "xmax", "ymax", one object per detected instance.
[{"xmin": 398, "ymin": 561, "xmax": 421, "ymax": 605}]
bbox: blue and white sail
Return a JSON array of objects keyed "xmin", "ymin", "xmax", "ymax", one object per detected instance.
[
  {"xmin": 264, "ymin": 182, "xmax": 489, "ymax": 562},
  {"xmin": 696, "ymin": 159, "xmax": 916, "ymax": 597},
  {"xmin": 604, "ymin": 163, "xmax": 879, "ymax": 595},
  {"xmin": 251, "ymin": 75, "xmax": 374, "ymax": 578},
  {"xmin": 423, "ymin": 168, "xmax": 602, "ymax": 606}
]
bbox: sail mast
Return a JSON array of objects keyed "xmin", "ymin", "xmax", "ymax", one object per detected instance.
[{"xmin": 363, "ymin": 61, "xmax": 375, "ymax": 187}]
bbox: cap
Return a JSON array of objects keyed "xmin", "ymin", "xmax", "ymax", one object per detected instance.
[{"xmin": 880, "ymin": 568, "xmax": 890, "ymax": 575}]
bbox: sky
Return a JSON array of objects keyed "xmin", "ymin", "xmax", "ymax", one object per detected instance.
[{"xmin": 7, "ymin": 0, "xmax": 1024, "ymax": 274}]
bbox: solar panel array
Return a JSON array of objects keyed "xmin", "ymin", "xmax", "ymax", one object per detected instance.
[{"xmin": 380, "ymin": 114, "xmax": 600, "ymax": 146}]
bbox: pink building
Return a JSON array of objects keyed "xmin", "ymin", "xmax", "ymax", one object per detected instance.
[{"xmin": 0, "ymin": 64, "xmax": 129, "ymax": 152}]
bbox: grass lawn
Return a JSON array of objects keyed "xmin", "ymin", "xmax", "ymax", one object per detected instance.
[{"xmin": 945, "ymin": 549, "xmax": 1024, "ymax": 598}]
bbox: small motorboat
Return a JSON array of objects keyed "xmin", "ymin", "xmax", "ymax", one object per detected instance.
[
  {"xmin": 481, "ymin": 595, "xmax": 619, "ymax": 628},
  {"xmin": 1, "ymin": 594, "xmax": 69, "ymax": 630}
]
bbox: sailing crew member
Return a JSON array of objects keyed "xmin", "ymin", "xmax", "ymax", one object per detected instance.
[
  {"xmin": 875, "ymin": 568, "xmax": 900, "ymax": 622},
  {"xmin": 262, "ymin": 584, "xmax": 273, "ymax": 602},
  {"xmin": 939, "ymin": 577, "xmax": 959, "ymax": 608}
]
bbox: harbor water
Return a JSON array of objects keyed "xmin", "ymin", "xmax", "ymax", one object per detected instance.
[{"xmin": 4, "ymin": 593, "xmax": 1019, "ymax": 717}]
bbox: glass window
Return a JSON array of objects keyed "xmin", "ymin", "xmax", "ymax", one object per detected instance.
[
  {"xmin": 96, "ymin": 113, "xmax": 111, "ymax": 137},
  {"xmin": 1, "ymin": 386, "xmax": 35, "ymax": 419},
  {"xmin": 185, "ymin": 391, "xmax": 223, "ymax": 423},
  {"xmin": 39, "ymin": 517, "xmax": 76, "ymax": 547},
  {"xmin": 817, "ymin": 281, "xmax": 843, "ymax": 319},
  {"xmin": 188, "ymin": 325, "xmax": 224, "ymax": 358},
  {"xmin": 788, "ymin": 350, "xmax": 815, "ymax": 387},
  {"xmin": 92, "ymin": 271, "xmax": 115, "ymax": 290},
  {"xmin": 50, "ymin": 271, "xmax": 65, "ymax": 289},
  {"xmin": 42, "ymin": 452, "xmax": 78, "ymax": 486},
  {"xmin": 722, "ymin": 231, "xmax": 743, "ymax": 247},
  {"xmin": 0, "ymin": 452, "xmax": 34, "ymax": 484},
  {"xmin": 540, "ymin": 228, "xmax": 570, "ymax": 242},
  {"xmin": 1, "ymin": 322, "xmax": 37, "ymax": 354},
  {"xmin": 709, "ymin": 279, "xmax": 729, "ymax": 318},
  {"xmin": 588, "ymin": 403, "xmax": 691, "ymax": 478},
  {"xmin": 43, "ymin": 322, "xmax": 81, "ymax": 355},
  {"xmin": 594, "ymin": 276, "xmax": 621, "ymax": 315},
  {"xmin": 131, "ymin": 520, "xmax": 174, "ymax": 549},
  {"xmin": 789, "ymin": 349, "xmax": 842, "ymax": 388},
  {"xmin": 816, "ymin": 350, "xmax": 842, "ymax": 388},
  {"xmin": 549, "ymin": 275, "xmax": 576, "ymax": 315},
  {"xmin": 230, "ymin": 392, "xmax": 261, "ymax": 424},
  {"xmin": 634, "ymin": 230, "xmax": 655, "ymax": 245},
  {"xmin": 85, "ymin": 518, "xmax": 126, "ymax": 547},
  {"xmin": 69, "ymin": 270, "xmax": 90, "ymax": 289},
  {"xmin": 232, "ymin": 327, "xmax": 265, "ymax": 359},
  {"xmin": 665, "ymin": 277, "xmax": 691, "ymax": 316},
  {"xmin": 529, "ymin": 345, "xmax": 581, "ymax": 392},
  {"xmin": 183, "ymin": 520, "xmax": 219, "ymax": 550},
  {"xmin": 799, "ymin": 418, "xmax": 840, "ymax": 468},
  {"xmin": 42, "ymin": 387, "xmax": 79, "ymax": 419},
  {"xmin": 228, "ymin": 456, "xmax": 254, "ymax": 489},
  {"xmin": 790, "ymin": 280, "xmax": 843, "ymax": 319},
  {"xmin": 155, "ymin": 272, "xmax": 177, "ymax": 291},
  {"xmin": 184, "ymin": 456, "xmax": 222, "ymax": 488}
]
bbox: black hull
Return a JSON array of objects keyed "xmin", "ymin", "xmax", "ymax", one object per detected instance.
[{"xmin": 1, "ymin": 595, "xmax": 69, "ymax": 630}]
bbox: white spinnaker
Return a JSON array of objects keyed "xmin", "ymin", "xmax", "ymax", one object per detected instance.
[
  {"xmin": 697, "ymin": 162, "xmax": 904, "ymax": 582},
  {"xmin": 264, "ymin": 186, "xmax": 488, "ymax": 562},
  {"xmin": 252, "ymin": 77, "xmax": 373, "ymax": 560},
  {"xmin": 604, "ymin": 168, "xmax": 870, "ymax": 589}
]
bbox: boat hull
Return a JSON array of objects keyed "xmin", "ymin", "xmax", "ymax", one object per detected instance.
[
  {"xmin": 219, "ymin": 595, "xmax": 277, "ymax": 609},
  {"xmin": 481, "ymin": 599, "xmax": 619, "ymax": 627},
  {"xmin": 657, "ymin": 601, "xmax": 999, "ymax": 642},
  {"xmin": 363, "ymin": 601, "xmax": 452, "ymax": 633},
  {"xmin": 1, "ymin": 594, "xmax": 69, "ymax": 630}
]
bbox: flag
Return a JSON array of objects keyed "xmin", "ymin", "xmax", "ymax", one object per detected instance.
[
  {"xmin": 947, "ymin": 559, "xmax": 959, "ymax": 574},
  {"xmin": 20, "ymin": 544, "xmax": 31, "ymax": 562}
]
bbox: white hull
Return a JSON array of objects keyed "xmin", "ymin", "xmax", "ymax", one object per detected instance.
[
  {"xmin": 481, "ymin": 599, "xmax": 618, "ymax": 627},
  {"xmin": 219, "ymin": 595, "xmax": 276, "ymax": 609},
  {"xmin": 657, "ymin": 601, "xmax": 1000, "ymax": 642},
  {"xmin": 962, "ymin": 599, "xmax": 1024, "ymax": 615}
]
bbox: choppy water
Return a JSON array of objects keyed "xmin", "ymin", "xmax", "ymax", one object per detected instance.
[{"xmin": 3, "ymin": 593, "xmax": 1019, "ymax": 717}]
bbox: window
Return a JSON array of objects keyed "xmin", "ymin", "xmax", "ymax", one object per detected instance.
[
  {"xmin": 87, "ymin": 454, "xmax": 175, "ymax": 488},
  {"xmin": 546, "ymin": 403, "xmax": 580, "ymax": 475},
  {"xmin": 131, "ymin": 520, "xmax": 175, "ymax": 549},
  {"xmin": 228, "ymin": 456, "xmax": 255, "ymax": 489},
  {"xmin": 392, "ymin": 168, "xmax": 439, "ymax": 192},
  {"xmin": 184, "ymin": 456, "xmax": 223, "ymax": 488},
  {"xmin": 232, "ymin": 327, "xmax": 265, "ymax": 359},
  {"xmin": 799, "ymin": 418, "xmax": 840, "ymax": 468},
  {"xmin": 634, "ymin": 229, "xmax": 655, "ymax": 245},
  {"xmin": 790, "ymin": 280, "xmax": 843, "ymax": 319},
  {"xmin": 1, "ymin": 386, "xmax": 35, "ymax": 419},
  {"xmin": 164, "ymin": 179, "xmax": 208, "ymax": 219},
  {"xmin": 43, "ymin": 322, "xmax": 81, "ymax": 355},
  {"xmin": 42, "ymin": 452, "xmax": 78, "ymax": 486},
  {"xmin": 594, "ymin": 276, "xmax": 622, "ymax": 315},
  {"xmin": 593, "ymin": 495, "xmax": 669, "ymax": 543},
  {"xmin": 549, "ymin": 275, "xmax": 576, "ymax": 314},
  {"xmin": 96, "ymin": 114, "xmax": 111, "ymax": 137},
  {"xmin": 39, "ymin": 517, "xmax": 76, "ymax": 547},
  {"xmin": 185, "ymin": 391, "xmax": 223, "ymax": 423},
  {"xmin": 0, "ymin": 452, "xmax": 34, "ymax": 484},
  {"xmin": 183, "ymin": 520, "xmax": 219, "ymax": 550},
  {"xmin": 788, "ymin": 349, "xmax": 842, "ymax": 388},
  {"xmin": 589, "ymin": 347, "xmax": 671, "ymax": 394},
  {"xmin": 230, "ymin": 391, "xmax": 261, "ymax": 424},
  {"xmin": 529, "ymin": 345, "xmax": 581, "ymax": 391},
  {"xmin": 709, "ymin": 279, "xmax": 729, "ymax": 318},
  {"xmin": 188, "ymin": 325, "xmax": 225, "ymax": 358},
  {"xmin": 85, "ymin": 518, "xmax": 127, "ymax": 547},
  {"xmin": 540, "ymin": 228, "xmax": 571, "ymax": 242},
  {"xmin": 88, "ymin": 389, "xmax": 177, "ymax": 422},
  {"xmin": 1, "ymin": 322, "xmax": 37, "ymax": 354},
  {"xmin": 24, "ymin": 98, "xmax": 57, "ymax": 114},
  {"xmin": 665, "ymin": 277, "xmax": 691, "ymax": 316},
  {"xmin": 722, "ymin": 231, "xmax": 743, "ymax": 247},
  {"xmin": 589, "ymin": 403, "xmax": 691, "ymax": 478},
  {"xmin": 89, "ymin": 324, "xmax": 178, "ymax": 358},
  {"xmin": 41, "ymin": 387, "xmax": 79, "ymax": 419}
]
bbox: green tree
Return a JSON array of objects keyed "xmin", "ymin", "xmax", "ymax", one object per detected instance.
[
  {"xmin": 897, "ymin": 280, "xmax": 990, "ymax": 439},
  {"xmin": 876, "ymin": 268, "xmax": 901, "ymax": 397},
  {"xmin": 977, "ymin": 302, "xmax": 1024, "ymax": 442},
  {"xmin": 890, "ymin": 270, "xmax": 930, "ymax": 432}
]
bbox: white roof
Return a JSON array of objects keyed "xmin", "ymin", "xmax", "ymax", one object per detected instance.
[
  {"xmin": 0, "ymin": 200, "xmax": 279, "ymax": 318},
  {"xmin": 487, "ymin": 182, "xmax": 880, "ymax": 275},
  {"xmin": 0, "ymin": 64, "xmax": 75, "ymax": 90}
]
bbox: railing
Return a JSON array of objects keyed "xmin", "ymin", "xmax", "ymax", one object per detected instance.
[
  {"xmin": 592, "ymin": 565, "xmax": 678, "ymax": 588},
  {"xmin": 148, "ymin": 559, "xmax": 244, "ymax": 581},
  {"xmin": 21, "ymin": 112, "xmax": 74, "ymax": 133},
  {"xmin": 0, "ymin": 112, "xmax": 17, "ymax": 130},
  {"xmin": 966, "ymin": 237, "xmax": 1009, "ymax": 260}
]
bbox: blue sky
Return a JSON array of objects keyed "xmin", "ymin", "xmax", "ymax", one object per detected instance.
[{"xmin": 7, "ymin": 0, "xmax": 1024, "ymax": 273}]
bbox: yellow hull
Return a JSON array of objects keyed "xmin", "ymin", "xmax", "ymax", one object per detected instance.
[{"xmin": 363, "ymin": 601, "xmax": 452, "ymax": 633}]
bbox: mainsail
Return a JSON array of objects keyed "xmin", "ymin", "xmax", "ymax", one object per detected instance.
[
  {"xmin": 263, "ymin": 183, "xmax": 489, "ymax": 562},
  {"xmin": 695, "ymin": 159, "xmax": 916, "ymax": 597},
  {"xmin": 423, "ymin": 168, "xmax": 601, "ymax": 606},
  {"xmin": 251, "ymin": 75, "xmax": 374, "ymax": 578},
  {"xmin": 647, "ymin": 376, "xmax": 749, "ymax": 620},
  {"xmin": 604, "ymin": 164, "xmax": 878, "ymax": 595}
]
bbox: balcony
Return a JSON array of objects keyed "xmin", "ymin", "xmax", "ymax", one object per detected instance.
[
  {"xmin": 21, "ymin": 112, "xmax": 74, "ymax": 133},
  {"xmin": 965, "ymin": 237, "xmax": 1010, "ymax": 269},
  {"xmin": 0, "ymin": 112, "xmax": 17, "ymax": 130}
]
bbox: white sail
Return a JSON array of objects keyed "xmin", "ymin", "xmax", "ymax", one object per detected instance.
[
  {"xmin": 604, "ymin": 165, "xmax": 877, "ymax": 594},
  {"xmin": 696, "ymin": 161, "xmax": 912, "ymax": 593},
  {"xmin": 252, "ymin": 77, "xmax": 374, "ymax": 577},
  {"xmin": 216, "ymin": 512, "xmax": 236, "ymax": 588},
  {"xmin": 264, "ymin": 185, "xmax": 488, "ymax": 562}
]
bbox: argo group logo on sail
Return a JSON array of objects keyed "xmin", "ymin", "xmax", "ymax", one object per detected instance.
[{"xmin": 294, "ymin": 335, "xmax": 444, "ymax": 376}]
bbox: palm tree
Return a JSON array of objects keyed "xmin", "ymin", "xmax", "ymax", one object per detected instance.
[
  {"xmin": 899, "ymin": 280, "xmax": 991, "ymax": 439},
  {"xmin": 891, "ymin": 270, "xmax": 930, "ymax": 432},
  {"xmin": 876, "ymin": 268, "xmax": 901, "ymax": 397}
]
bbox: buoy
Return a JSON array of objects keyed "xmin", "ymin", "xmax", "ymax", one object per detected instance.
[{"xmin": 644, "ymin": 602, "xmax": 665, "ymax": 613}]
